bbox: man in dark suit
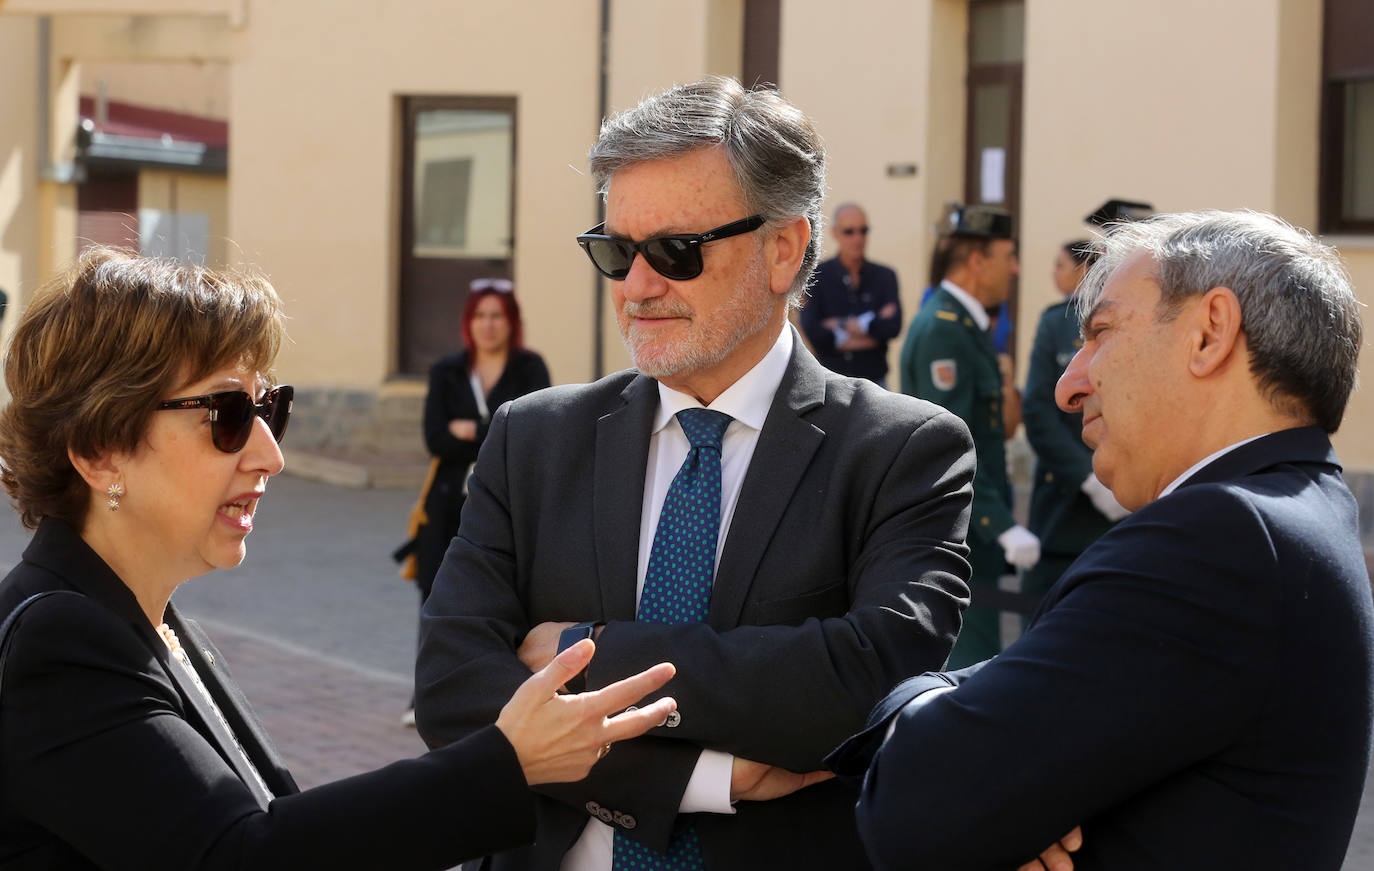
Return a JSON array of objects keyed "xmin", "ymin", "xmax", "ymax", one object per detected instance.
[
  {"xmin": 415, "ymin": 77, "xmax": 976, "ymax": 870},
  {"xmin": 800, "ymin": 203, "xmax": 902, "ymax": 385},
  {"xmin": 828, "ymin": 210, "xmax": 1374, "ymax": 870}
]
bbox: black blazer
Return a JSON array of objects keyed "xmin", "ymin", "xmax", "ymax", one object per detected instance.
[
  {"xmin": 416, "ymin": 334, "xmax": 976, "ymax": 869},
  {"xmin": 829, "ymin": 427, "xmax": 1374, "ymax": 870},
  {"xmin": 0, "ymin": 518, "xmax": 536, "ymax": 870},
  {"xmin": 419, "ymin": 348, "xmax": 551, "ymax": 591}
]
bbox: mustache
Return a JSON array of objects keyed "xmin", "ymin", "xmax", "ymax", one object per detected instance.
[{"xmin": 622, "ymin": 300, "xmax": 693, "ymax": 320}]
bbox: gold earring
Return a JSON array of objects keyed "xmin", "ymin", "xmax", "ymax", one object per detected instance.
[{"xmin": 107, "ymin": 483, "xmax": 125, "ymax": 512}]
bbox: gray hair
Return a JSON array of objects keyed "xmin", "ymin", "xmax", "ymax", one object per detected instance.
[
  {"xmin": 1077, "ymin": 210, "xmax": 1363, "ymax": 433},
  {"xmin": 589, "ymin": 76, "xmax": 827, "ymax": 306}
]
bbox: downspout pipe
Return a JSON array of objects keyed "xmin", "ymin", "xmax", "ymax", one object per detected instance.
[
  {"xmin": 592, "ymin": 0, "xmax": 609, "ymax": 379},
  {"xmin": 36, "ymin": 16, "xmax": 81, "ymax": 184}
]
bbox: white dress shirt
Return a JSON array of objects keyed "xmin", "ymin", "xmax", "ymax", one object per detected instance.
[
  {"xmin": 1156, "ymin": 434, "xmax": 1266, "ymax": 500},
  {"xmin": 561, "ymin": 326, "xmax": 794, "ymax": 870}
]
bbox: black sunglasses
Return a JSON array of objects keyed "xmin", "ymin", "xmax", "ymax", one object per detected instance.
[
  {"xmin": 576, "ymin": 215, "xmax": 767, "ymax": 281},
  {"xmin": 156, "ymin": 385, "xmax": 294, "ymax": 453},
  {"xmin": 840, "ymin": 226, "xmax": 870, "ymax": 236}
]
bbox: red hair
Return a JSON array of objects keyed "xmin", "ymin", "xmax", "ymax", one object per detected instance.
[{"xmin": 460, "ymin": 286, "xmax": 524, "ymax": 355}]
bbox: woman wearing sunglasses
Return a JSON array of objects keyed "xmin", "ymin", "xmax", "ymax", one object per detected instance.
[
  {"xmin": 0, "ymin": 247, "xmax": 675, "ymax": 870},
  {"xmin": 409, "ymin": 279, "xmax": 549, "ymax": 724}
]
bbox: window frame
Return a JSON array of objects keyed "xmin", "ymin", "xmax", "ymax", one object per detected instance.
[{"xmin": 1319, "ymin": 0, "xmax": 1374, "ymax": 235}]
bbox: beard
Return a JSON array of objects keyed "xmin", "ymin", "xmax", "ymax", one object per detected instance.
[{"xmin": 618, "ymin": 254, "xmax": 776, "ymax": 379}]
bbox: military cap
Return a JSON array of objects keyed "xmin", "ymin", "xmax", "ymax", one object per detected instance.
[
  {"xmin": 1085, "ymin": 199, "xmax": 1154, "ymax": 227},
  {"xmin": 946, "ymin": 205, "xmax": 1014, "ymax": 240}
]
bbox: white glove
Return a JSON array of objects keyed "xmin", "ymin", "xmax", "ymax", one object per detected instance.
[
  {"xmin": 1081, "ymin": 473, "xmax": 1130, "ymax": 522},
  {"xmin": 997, "ymin": 524, "xmax": 1041, "ymax": 570}
]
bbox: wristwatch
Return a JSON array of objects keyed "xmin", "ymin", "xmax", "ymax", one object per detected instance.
[{"xmin": 557, "ymin": 621, "xmax": 602, "ymax": 693}]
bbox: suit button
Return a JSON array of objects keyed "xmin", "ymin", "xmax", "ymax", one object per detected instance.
[
  {"xmin": 621, "ymin": 814, "xmax": 637, "ymax": 830},
  {"xmin": 665, "ymin": 711, "xmax": 681, "ymax": 728},
  {"xmin": 980, "ymin": 517, "xmax": 991, "ymax": 526},
  {"xmin": 1045, "ymin": 472, "xmax": 1054, "ymax": 482}
]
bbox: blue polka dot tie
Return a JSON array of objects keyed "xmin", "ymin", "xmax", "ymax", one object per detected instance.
[{"xmin": 612, "ymin": 408, "xmax": 732, "ymax": 871}]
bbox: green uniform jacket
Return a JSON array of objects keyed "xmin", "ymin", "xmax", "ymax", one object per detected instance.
[
  {"xmin": 900, "ymin": 287, "xmax": 1013, "ymax": 585},
  {"xmin": 1022, "ymin": 299, "xmax": 1116, "ymax": 594}
]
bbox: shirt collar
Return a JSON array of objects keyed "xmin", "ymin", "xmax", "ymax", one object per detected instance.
[
  {"xmin": 1157, "ymin": 433, "xmax": 1269, "ymax": 500},
  {"xmin": 940, "ymin": 279, "xmax": 991, "ymax": 331},
  {"xmin": 653, "ymin": 326, "xmax": 792, "ymax": 434}
]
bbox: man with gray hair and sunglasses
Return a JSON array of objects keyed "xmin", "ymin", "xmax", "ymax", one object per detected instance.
[
  {"xmin": 416, "ymin": 77, "xmax": 977, "ymax": 869},
  {"xmin": 829, "ymin": 210, "xmax": 1374, "ymax": 871}
]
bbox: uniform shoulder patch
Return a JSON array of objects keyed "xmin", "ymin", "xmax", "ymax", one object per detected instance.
[
  {"xmin": 931, "ymin": 359, "xmax": 957, "ymax": 390},
  {"xmin": 935, "ymin": 309, "xmax": 959, "ymax": 322}
]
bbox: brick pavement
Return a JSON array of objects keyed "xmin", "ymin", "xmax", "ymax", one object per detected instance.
[
  {"xmin": 4, "ymin": 484, "xmax": 1374, "ymax": 864},
  {"xmin": 193, "ymin": 617, "xmax": 429, "ymax": 790}
]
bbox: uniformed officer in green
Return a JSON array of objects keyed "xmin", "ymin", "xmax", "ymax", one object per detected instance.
[
  {"xmin": 1021, "ymin": 240, "xmax": 1130, "ymax": 618},
  {"xmin": 900, "ymin": 205, "xmax": 1036, "ymax": 668}
]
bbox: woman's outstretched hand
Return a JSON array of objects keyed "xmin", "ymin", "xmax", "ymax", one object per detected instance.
[{"xmin": 495, "ymin": 638, "xmax": 676, "ymax": 785}]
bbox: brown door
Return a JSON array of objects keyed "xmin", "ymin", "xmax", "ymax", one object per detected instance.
[
  {"xmin": 964, "ymin": 0, "xmax": 1024, "ymax": 354},
  {"xmin": 398, "ymin": 96, "xmax": 517, "ymax": 376}
]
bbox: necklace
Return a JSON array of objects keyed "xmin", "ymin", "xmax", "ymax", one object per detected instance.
[{"xmin": 156, "ymin": 622, "xmax": 185, "ymax": 661}]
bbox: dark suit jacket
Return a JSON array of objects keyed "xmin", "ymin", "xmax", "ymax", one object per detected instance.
[
  {"xmin": 800, "ymin": 257, "xmax": 903, "ymax": 383},
  {"xmin": 0, "ymin": 518, "xmax": 536, "ymax": 870},
  {"xmin": 415, "ymin": 335, "xmax": 976, "ymax": 869},
  {"xmin": 828, "ymin": 427, "xmax": 1374, "ymax": 870}
]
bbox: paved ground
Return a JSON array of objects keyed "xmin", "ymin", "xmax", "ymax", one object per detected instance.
[{"xmin": 2, "ymin": 472, "xmax": 1373, "ymax": 866}]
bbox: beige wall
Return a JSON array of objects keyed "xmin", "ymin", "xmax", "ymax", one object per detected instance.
[
  {"xmin": 3, "ymin": 0, "xmax": 1372, "ymax": 468},
  {"xmin": 138, "ymin": 169, "xmax": 228, "ymax": 266},
  {"xmin": 80, "ymin": 59, "xmax": 230, "ymax": 118},
  {"xmin": 785, "ymin": 0, "xmax": 934, "ymax": 346},
  {"xmin": 1, "ymin": 0, "xmax": 230, "ymax": 13},
  {"xmin": 0, "ymin": 16, "xmax": 41, "ymax": 398},
  {"xmin": 227, "ymin": 0, "xmax": 603, "ymax": 389}
]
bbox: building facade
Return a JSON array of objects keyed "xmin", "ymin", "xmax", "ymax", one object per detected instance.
[{"xmin": 1, "ymin": 1, "xmax": 1370, "ymax": 508}]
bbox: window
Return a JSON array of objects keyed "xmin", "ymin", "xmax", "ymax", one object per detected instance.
[
  {"xmin": 397, "ymin": 98, "xmax": 516, "ymax": 376},
  {"xmin": 1320, "ymin": 0, "xmax": 1374, "ymax": 234}
]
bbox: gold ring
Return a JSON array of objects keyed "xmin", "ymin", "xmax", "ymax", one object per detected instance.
[{"xmin": 597, "ymin": 742, "xmax": 612, "ymax": 760}]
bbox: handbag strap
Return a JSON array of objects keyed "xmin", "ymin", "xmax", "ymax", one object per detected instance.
[{"xmin": 0, "ymin": 591, "xmax": 81, "ymax": 697}]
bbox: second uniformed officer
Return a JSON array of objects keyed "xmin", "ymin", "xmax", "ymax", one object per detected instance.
[
  {"xmin": 1021, "ymin": 239, "xmax": 1131, "ymax": 617},
  {"xmin": 900, "ymin": 206, "xmax": 1037, "ymax": 668}
]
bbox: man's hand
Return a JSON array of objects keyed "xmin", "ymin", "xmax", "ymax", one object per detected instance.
[
  {"xmin": 496, "ymin": 639, "xmax": 677, "ymax": 785},
  {"xmin": 1017, "ymin": 826, "xmax": 1083, "ymax": 871},
  {"xmin": 837, "ymin": 333, "xmax": 879, "ymax": 351},
  {"xmin": 730, "ymin": 756, "xmax": 835, "ymax": 802},
  {"xmin": 518, "ymin": 621, "xmax": 576, "ymax": 674}
]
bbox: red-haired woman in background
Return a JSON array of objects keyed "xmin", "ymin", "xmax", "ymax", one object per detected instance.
[{"xmin": 407, "ymin": 279, "xmax": 550, "ymax": 723}]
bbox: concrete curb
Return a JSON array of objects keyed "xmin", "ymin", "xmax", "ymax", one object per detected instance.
[{"xmin": 283, "ymin": 450, "xmax": 429, "ymax": 490}]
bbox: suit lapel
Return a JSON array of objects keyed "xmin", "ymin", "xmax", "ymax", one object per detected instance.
[
  {"xmin": 154, "ymin": 616, "xmax": 275, "ymax": 809},
  {"xmin": 709, "ymin": 338, "xmax": 827, "ymax": 629},
  {"xmin": 20, "ymin": 520, "xmax": 278, "ymax": 809},
  {"xmin": 594, "ymin": 374, "xmax": 657, "ymax": 621},
  {"xmin": 167, "ymin": 608, "xmax": 299, "ymax": 799}
]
